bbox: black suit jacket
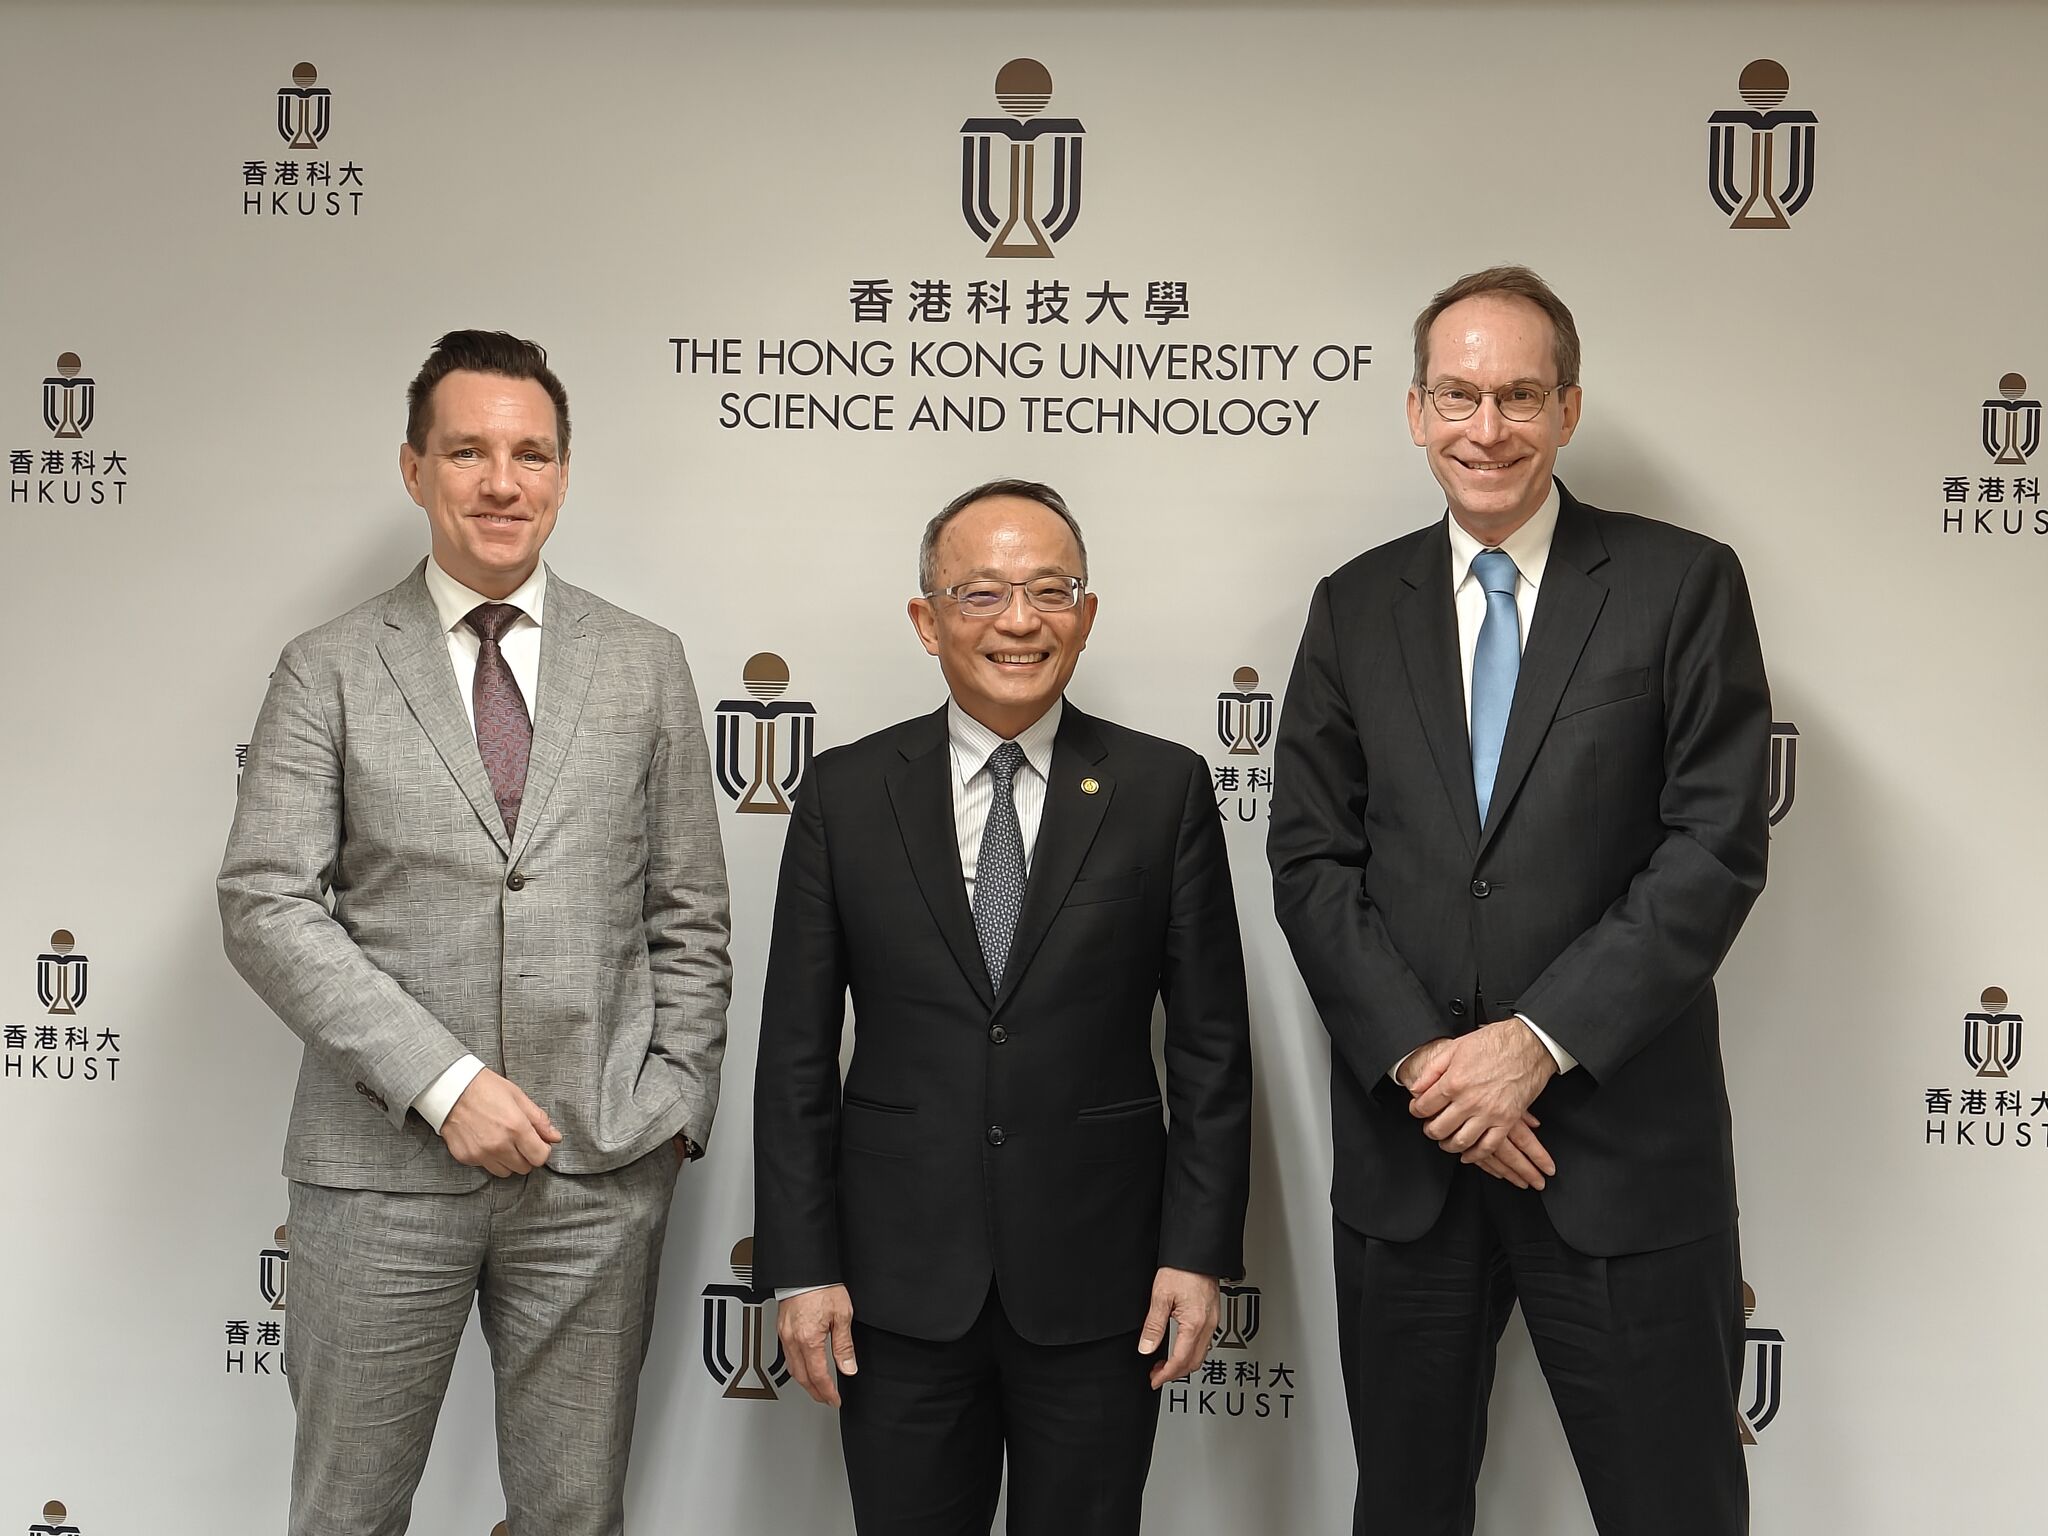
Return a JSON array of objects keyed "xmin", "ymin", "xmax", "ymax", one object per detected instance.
[
  {"xmin": 754, "ymin": 702, "xmax": 1253, "ymax": 1345},
  {"xmin": 1268, "ymin": 483, "xmax": 1770, "ymax": 1257}
]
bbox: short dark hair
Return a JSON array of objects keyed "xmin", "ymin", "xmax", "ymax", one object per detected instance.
[
  {"xmin": 405, "ymin": 330, "xmax": 571, "ymax": 456},
  {"xmin": 918, "ymin": 478, "xmax": 1089, "ymax": 594},
  {"xmin": 1410, "ymin": 265, "xmax": 1581, "ymax": 390}
]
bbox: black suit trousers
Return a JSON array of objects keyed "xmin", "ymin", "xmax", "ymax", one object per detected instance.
[
  {"xmin": 1332, "ymin": 1168, "xmax": 1748, "ymax": 1536},
  {"xmin": 838, "ymin": 1282, "xmax": 1161, "ymax": 1536}
]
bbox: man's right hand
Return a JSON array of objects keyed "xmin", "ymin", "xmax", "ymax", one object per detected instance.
[
  {"xmin": 440, "ymin": 1068, "xmax": 561, "ymax": 1177},
  {"xmin": 1398, "ymin": 1036, "xmax": 1556, "ymax": 1191},
  {"xmin": 779, "ymin": 1284, "xmax": 858, "ymax": 1407}
]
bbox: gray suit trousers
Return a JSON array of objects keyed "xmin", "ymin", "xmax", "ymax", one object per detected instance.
[{"xmin": 285, "ymin": 1149, "xmax": 681, "ymax": 1536}]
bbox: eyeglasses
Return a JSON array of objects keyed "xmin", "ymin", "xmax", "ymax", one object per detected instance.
[
  {"xmin": 926, "ymin": 576, "xmax": 1086, "ymax": 616},
  {"xmin": 1421, "ymin": 380, "xmax": 1575, "ymax": 423}
]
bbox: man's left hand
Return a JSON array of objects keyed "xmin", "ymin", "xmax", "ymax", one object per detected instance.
[
  {"xmin": 1138, "ymin": 1267, "xmax": 1220, "ymax": 1390},
  {"xmin": 1408, "ymin": 1017, "xmax": 1557, "ymax": 1163}
]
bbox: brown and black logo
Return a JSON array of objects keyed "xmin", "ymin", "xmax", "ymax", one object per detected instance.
[
  {"xmin": 1707, "ymin": 60, "xmax": 1817, "ymax": 229},
  {"xmin": 960, "ymin": 58, "xmax": 1085, "ymax": 257}
]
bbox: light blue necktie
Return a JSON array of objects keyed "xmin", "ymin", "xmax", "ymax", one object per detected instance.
[{"xmin": 1469, "ymin": 548, "xmax": 1521, "ymax": 825}]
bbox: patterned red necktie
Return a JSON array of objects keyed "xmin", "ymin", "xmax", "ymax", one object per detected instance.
[{"xmin": 465, "ymin": 602, "xmax": 532, "ymax": 837}]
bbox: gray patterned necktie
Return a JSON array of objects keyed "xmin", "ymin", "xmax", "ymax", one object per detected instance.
[
  {"xmin": 466, "ymin": 602, "xmax": 532, "ymax": 837},
  {"xmin": 972, "ymin": 741, "xmax": 1027, "ymax": 991}
]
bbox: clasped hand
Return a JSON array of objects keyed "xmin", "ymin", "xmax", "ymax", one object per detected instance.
[{"xmin": 1399, "ymin": 1020, "xmax": 1558, "ymax": 1190}]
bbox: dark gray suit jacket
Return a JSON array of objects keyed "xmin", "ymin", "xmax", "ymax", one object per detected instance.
[
  {"xmin": 219, "ymin": 561, "xmax": 731, "ymax": 1191},
  {"xmin": 1268, "ymin": 484, "xmax": 1771, "ymax": 1256}
]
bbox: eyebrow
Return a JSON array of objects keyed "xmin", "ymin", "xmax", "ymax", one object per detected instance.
[{"xmin": 441, "ymin": 432, "xmax": 559, "ymax": 454}]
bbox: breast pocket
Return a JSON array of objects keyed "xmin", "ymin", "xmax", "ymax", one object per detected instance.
[
  {"xmin": 1555, "ymin": 667, "xmax": 1649, "ymax": 720},
  {"xmin": 1062, "ymin": 869, "xmax": 1143, "ymax": 908}
]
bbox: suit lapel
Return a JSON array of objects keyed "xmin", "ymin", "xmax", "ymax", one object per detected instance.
[
  {"xmin": 1393, "ymin": 526, "xmax": 1481, "ymax": 857},
  {"xmin": 993, "ymin": 705, "xmax": 1113, "ymax": 1020},
  {"xmin": 1477, "ymin": 492, "xmax": 1610, "ymax": 855},
  {"xmin": 886, "ymin": 708, "xmax": 997, "ymax": 1011},
  {"xmin": 376, "ymin": 563, "xmax": 510, "ymax": 855},
  {"xmin": 510, "ymin": 567, "xmax": 597, "ymax": 864}
]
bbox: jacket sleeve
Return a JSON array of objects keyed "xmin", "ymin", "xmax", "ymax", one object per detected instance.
[
  {"xmin": 752, "ymin": 761, "xmax": 852, "ymax": 1290},
  {"xmin": 1268, "ymin": 578, "xmax": 1449, "ymax": 1092},
  {"xmin": 641, "ymin": 631, "xmax": 733, "ymax": 1154},
  {"xmin": 1157, "ymin": 752, "xmax": 1254, "ymax": 1280},
  {"xmin": 216, "ymin": 641, "xmax": 467, "ymax": 1127},
  {"xmin": 1516, "ymin": 540, "xmax": 1771, "ymax": 1081}
]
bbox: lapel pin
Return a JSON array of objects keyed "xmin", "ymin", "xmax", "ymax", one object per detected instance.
[{"xmin": 1080, "ymin": 777, "xmax": 1100, "ymax": 795}]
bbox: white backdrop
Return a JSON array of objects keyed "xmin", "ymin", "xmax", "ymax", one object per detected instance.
[{"xmin": 4, "ymin": 2, "xmax": 2046, "ymax": 1531}]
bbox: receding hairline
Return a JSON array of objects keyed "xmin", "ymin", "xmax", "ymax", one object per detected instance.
[
  {"xmin": 413, "ymin": 369, "xmax": 567, "ymax": 452},
  {"xmin": 1417, "ymin": 291, "xmax": 1566, "ymax": 386}
]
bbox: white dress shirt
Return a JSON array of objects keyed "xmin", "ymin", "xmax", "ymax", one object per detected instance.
[
  {"xmin": 409, "ymin": 556, "xmax": 548, "ymax": 1131},
  {"xmin": 1435, "ymin": 486, "xmax": 1577, "ymax": 1077},
  {"xmin": 777, "ymin": 696, "xmax": 1063, "ymax": 1302},
  {"xmin": 948, "ymin": 697, "xmax": 1061, "ymax": 903}
]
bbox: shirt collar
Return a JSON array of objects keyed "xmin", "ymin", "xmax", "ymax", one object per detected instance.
[
  {"xmin": 424, "ymin": 556, "xmax": 548, "ymax": 636},
  {"xmin": 1447, "ymin": 481, "xmax": 1560, "ymax": 593},
  {"xmin": 948, "ymin": 697, "xmax": 1063, "ymax": 790}
]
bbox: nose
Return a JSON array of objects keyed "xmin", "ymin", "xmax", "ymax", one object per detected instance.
[
  {"xmin": 480, "ymin": 450, "xmax": 519, "ymax": 502},
  {"xmin": 1466, "ymin": 393, "xmax": 1510, "ymax": 441},
  {"xmin": 993, "ymin": 586, "xmax": 1040, "ymax": 631}
]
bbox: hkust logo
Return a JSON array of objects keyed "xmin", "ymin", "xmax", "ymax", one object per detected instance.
[
  {"xmin": 1707, "ymin": 59, "xmax": 1817, "ymax": 230},
  {"xmin": 1164, "ymin": 1278, "xmax": 1299, "ymax": 1423},
  {"xmin": 1210, "ymin": 666, "xmax": 1275, "ymax": 826},
  {"xmin": 714, "ymin": 653, "xmax": 816, "ymax": 815},
  {"xmin": 13, "ymin": 354, "xmax": 131, "ymax": 508},
  {"xmin": 28, "ymin": 1500, "xmax": 81, "ymax": 1535},
  {"xmin": 960, "ymin": 58, "xmax": 1085, "ymax": 258},
  {"xmin": 1940, "ymin": 371, "xmax": 2043, "ymax": 536},
  {"xmin": 9, "ymin": 930, "xmax": 122, "ymax": 1086},
  {"xmin": 241, "ymin": 60, "xmax": 367, "ymax": 217},
  {"xmin": 1983, "ymin": 374, "xmax": 2040, "ymax": 466},
  {"xmin": 1737, "ymin": 1282, "xmax": 1785, "ymax": 1446},
  {"xmin": 42, "ymin": 354, "xmax": 93, "ymax": 439},
  {"xmin": 1922, "ymin": 986, "xmax": 2043, "ymax": 1151},
  {"xmin": 1965, "ymin": 986, "xmax": 2022, "ymax": 1079},
  {"xmin": 1766, "ymin": 721, "xmax": 1799, "ymax": 828},
  {"xmin": 700, "ymin": 1237, "xmax": 791, "ymax": 1401},
  {"xmin": 223, "ymin": 1223, "xmax": 291, "ymax": 1376}
]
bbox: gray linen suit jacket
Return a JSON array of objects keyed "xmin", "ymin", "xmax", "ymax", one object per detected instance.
[{"xmin": 219, "ymin": 561, "xmax": 731, "ymax": 1192}]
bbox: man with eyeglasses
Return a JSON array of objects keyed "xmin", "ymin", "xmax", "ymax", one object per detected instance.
[
  {"xmin": 754, "ymin": 478, "xmax": 1253, "ymax": 1535},
  {"xmin": 1269, "ymin": 267, "xmax": 1771, "ymax": 1535}
]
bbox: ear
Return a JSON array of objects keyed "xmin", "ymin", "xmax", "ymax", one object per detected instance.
[
  {"xmin": 908, "ymin": 596, "xmax": 941, "ymax": 657},
  {"xmin": 398, "ymin": 441, "xmax": 427, "ymax": 509},
  {"xmin": 1406, "ymin": 387, "xmax": 1428, "ymax": 447},
  {"xmin": 1556, "ymin": 385, "xmax": 1582, "ymax": 446},
  {"xmin": 1073, "ymin": 590, "xmax": 1098, "ymax": 652}
]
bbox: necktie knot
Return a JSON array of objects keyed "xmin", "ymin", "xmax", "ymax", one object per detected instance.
[
  {"xmin": 1472, "ymin": 548, "xmax": 1519, "ymax": 598},
  {"xmin": 986, "ymin": 739, "xmax": 1024, "ymax": 788},
  {"xmin": 466, "ymin": 602, "xmax": 523, "ymax": 645}
]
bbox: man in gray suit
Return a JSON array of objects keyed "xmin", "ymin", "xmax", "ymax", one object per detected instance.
[{"xmin": 219, "ymin": 330, "xmax": 731, "ymax": 1536}]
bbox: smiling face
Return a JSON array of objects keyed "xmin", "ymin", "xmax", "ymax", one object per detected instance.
[
  {"xmin": 399, "ymin": 370, "xmax": 568, "ymax": 598},
  {"xmin": 1407, "ymin": 292, "xmax": 1579, "ymax": 545},
  {"xmin": 908, "ymin": 494, "xmax": 1097, "ymax": 739}
]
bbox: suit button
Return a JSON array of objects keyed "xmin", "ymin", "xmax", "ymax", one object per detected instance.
[
  {"xmin": 1470, "ymin": 879, "xmax": 1491, "ymax": 898},
  {"xmin": 506, "ymin": 870, "xmax": 526, "ymax": 891},
  {"xmin": 989, "ymin": 1025, "xmax": 1008, "ymax": 1045},
  {"xmin": 1449, "ymin": 999, "xmax": 1467, "ymax": 1019},
  {"xmin": 986, "ymin": 1125, "xmax": 1006, "ymax": 1146}
]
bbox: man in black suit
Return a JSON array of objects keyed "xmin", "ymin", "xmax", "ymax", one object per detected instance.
[
  {"xmin": 1268, "ymin": 267, "xmax": 1771, "ymax": 1536},
  {"xmin": 754, "ymin": 478, "xmax": 1253, "ymax": 1535}
]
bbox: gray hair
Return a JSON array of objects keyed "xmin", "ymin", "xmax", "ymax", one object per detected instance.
[{"xmin": 918, "ymin": 478, "xmax": 1089, "ymax": 594}]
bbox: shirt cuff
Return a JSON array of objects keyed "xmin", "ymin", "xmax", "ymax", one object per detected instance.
[
  {"xmin": 413, "ymin": 1054, "xmax": 486, "ymax": 1132},
  {"xmin": 1516, "ymin": 1014, "xmax": 1577, "ymax": 1074},
  {"xmin": 774, "ymin": 1284, "xmax": 832, "ymax": 1302},
  {"xmin": 1388, "ymin": 1048, "xmax": 1418, "ymax": 1086}
]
